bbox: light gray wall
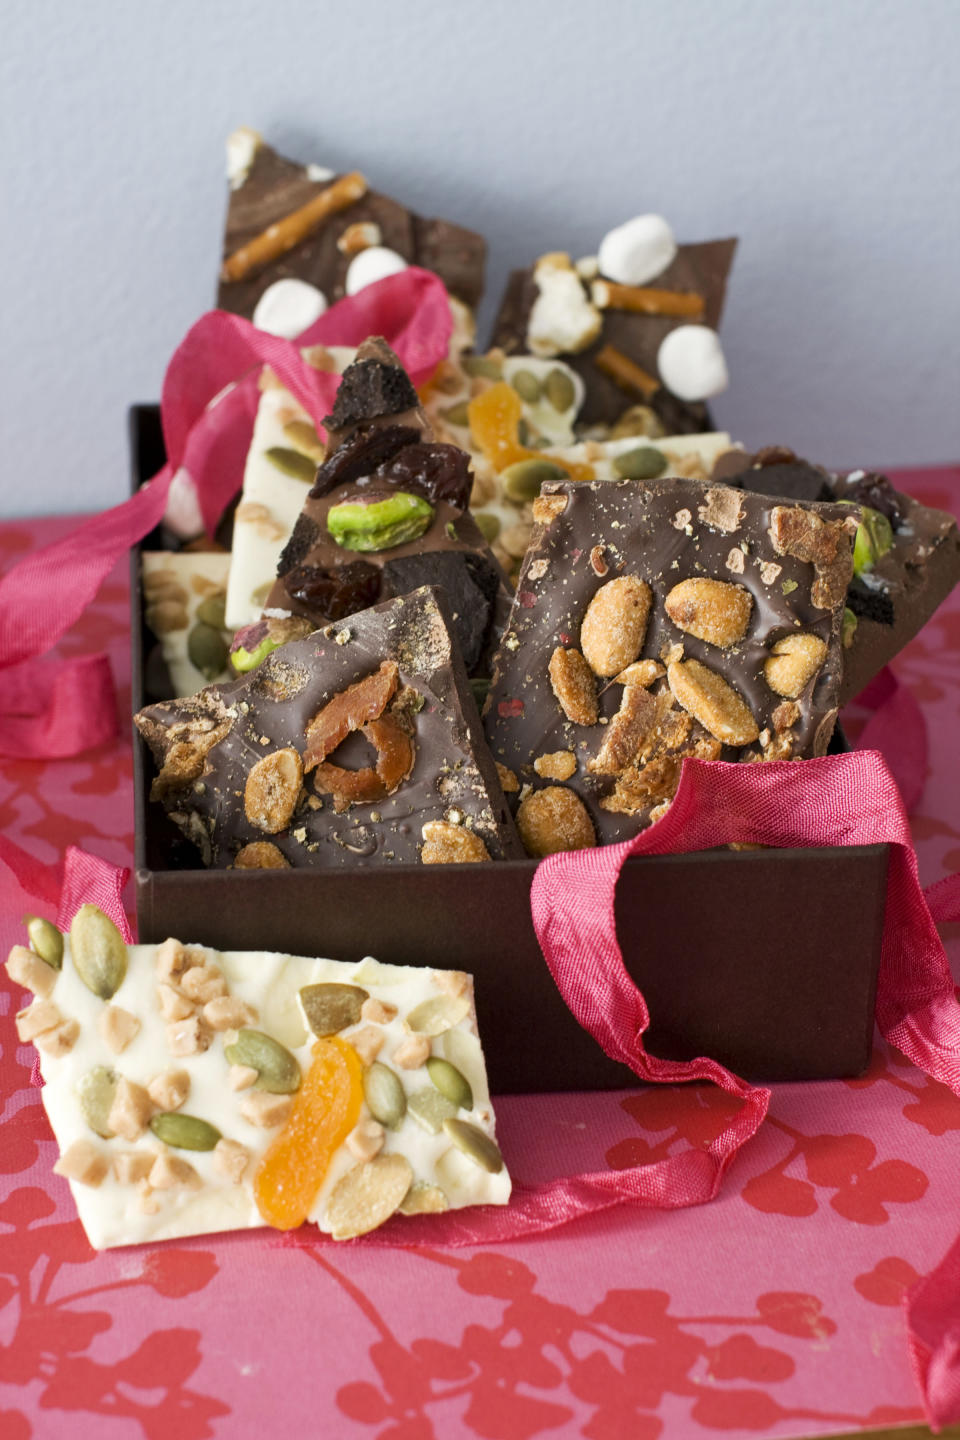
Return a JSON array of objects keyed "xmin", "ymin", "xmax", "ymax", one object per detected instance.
[{"xmin": 2, "ymin": 0, "xmax": 958, "ymax": 518}]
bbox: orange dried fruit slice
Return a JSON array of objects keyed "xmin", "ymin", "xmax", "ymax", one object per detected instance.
[
  {"xmin": 467, "ymin": 383, "xmax": 594, "ymax": 483},
  {"xmin": 304, "ymin": 661, "xmax": 398, "ymax": 770},
  {"xmin": 253, "ymin": 1035, "xmax": 364, "ymax": 1231}
]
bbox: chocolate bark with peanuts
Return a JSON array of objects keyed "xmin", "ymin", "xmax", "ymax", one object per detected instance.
[
  {"xmin": 265, "ymin": 339, "xmax": 511, "ymax": 676},
  {"xmin": 483, "ymin": 477, "xmax": 856, "ymax": 848},
  {"xmin": 217, "ymin": 133, "xmax": 486, "ymax": 320},
  {"xmin": 712, "ymin": 446, "xmax": 960, "ymax": 703},
  {"xmin": 135, "ymin": 586, "xmax": 522, "ymax": 869},
  {"xmin": 491, "ymin": 237, "xmax": 736, "ymax": 433}
]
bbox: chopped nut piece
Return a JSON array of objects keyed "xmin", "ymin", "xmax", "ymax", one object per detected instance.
[
  {"xmin": 580, "ymin": 576, "xmax": 652, "ymax": 677},
  {"xmin": 768, "ymin": 506, "xmax": 854, "ymax": 609},
  {"xmin": 813, "ymin": 707, "xmax": 839, "ymax": 756},
  {"xmin": 228, "ymin": 1064, "xmax": 259, "ymax": 1092},
  {"xmin": 155, "ymin": 937, "xmax": 191, "ymax": 984},
  {"xmin": 203, "ymin": 996, "xmax": 259, "ymax": 1031},
  {"xmin": 420, "ymin": 821, "xmax": 491, "ymax": 864},
  {"xmin": 233, "ymin": 841, "xmax": 291, "ymax": 869},
  {"xmin": 147, "ymin": 1069, "xmax": 191, "ymax": 1112},
  {"xmin": 758, "ymin": 561, "xmax": 782, "ymax": 586},
  {"xmin": 346, "ymin": 1118, "xmax": 386, "ymax": 1161},
  {"xmin": 667, "ymin": 659, "xmax": 759, "ymax": 746},
  {"xmin": 548, "ymin": 646, "xmax": 598, "ymax": 725},
  {"xmin": 15, "ymin": 998, "xmax": 61, "ymax": 1042},
  {"xmin": 431, "ymin": 969, "xmax": 470, "ymax": 999},
  {"xmin": 360, "ymin": 997, "xmax": 398, "ymax": 1025},
  {"xmin": 589, "ymin": 545, "xmax": 609, "ymax": 577},
  {"xmin": 517, "ymin": 786, "xmax": 596, "ymax": 856},
  {"xmin": 697, "ymin": 487, "xmax": 743, "ymax": 533},
  {"xmin": 772, "ymin": 700, "xmax": 801, "ymax": 733},
  {"xmin": 672, "ymin": 508, "xmax": 692, "ymax": 531},
  {"xmin": 149, "ymin": 1152, "xmax": 200, "ymax": 1190},
  {"xmin": 347, "ymin": 1024, "xmax": 386, "ymax": 1067},
  {"xmin": 157, "ymin": 983, "xmax": 194, "ymax": 1022},
  {"xmin": 532, "ymin": 493, "xmax": 568, "ymax": 524},
  {"xmin": 589, "ymin": 686, "xmax": 657, "ymax": 775},
  {"xmin": 5, "ymin": 944, "xmax": 58, "ymax": 998},
  {"xmin": 392, "ymin": 1034, "xmax": 431, "ymax": 1070},
  {"xmin": 213, "ymin": 1137, "xmax": 250, "ymax": 1185},
  {"xmin": 496, "ymin": 762, "xmax": 519, "ymax": 793},
  {"xmin": 725, "ymin": 547, "xmax": 746, "ymax": 575},
  {"xmin": 180, "ymin": 965, "xmax": 228, "ymax": 1004},
  {"xmin": 108, "ymin": 1077, "xmax": 155, "ymax": 1143},
  {"xmin": 244, "ymin": 748, "xmax": 303, "ymax": 834},
  {"xmin": 534, "ymin": 750, "xmax": 577, "ymax": 781},
  {"xmin": 239, "ymin": 1091, "xmax": 294, "ymax": 1128},
  {"xmin": 166, "ymin": 1014, "xmax": 213, "ymax": 1057},
  {"xmin": 664, "ymin": 578, "xmax": 753, "ymax": 648},
  {"xmin": 764, "ymin": 633, "xmax": 829, "ymax": 698},
  {"xmin": 34, "ymin": 1020, "xmax": 80, "ymax": 1058},
  {"xmin": 53, "ymin": 1139, "xmax": 109, "ymax": 1189},
  {"xmin": 97, "ymin": 1005, "xmax": 141, "ymax": 1055},
  {"xmin": 112, "ymin": 1150, "xmax": 155, "ymax": 1185},
  {"xmin": 614, "ymin": 660, "xmax": 664, "ymax": 688}
]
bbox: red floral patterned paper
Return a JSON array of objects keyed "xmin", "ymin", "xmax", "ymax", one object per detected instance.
[{"xmin": 1, "ymin": 474, "xmax": 958, "ymax": 1440}]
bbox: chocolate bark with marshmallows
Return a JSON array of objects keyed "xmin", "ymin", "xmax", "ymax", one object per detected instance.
[
  {"xmin": 135, "ymin": 586, "xmax": 523, "ymax": 870},
  {"xmin": 484, "ymin": 476, "xmax": 857, "ymax": 851}
]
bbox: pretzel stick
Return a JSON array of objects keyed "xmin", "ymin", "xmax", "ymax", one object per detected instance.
[
  {"xmin": 593, "ymin": 344, "xmax": 660, "ymax": 398},
  {"xmin": 220, "ymin": 171, "xmax": 368, "ymax": 284},
  {"xmin": 591, "ymin": 280, "xmax": 705, "ymax": 318}
]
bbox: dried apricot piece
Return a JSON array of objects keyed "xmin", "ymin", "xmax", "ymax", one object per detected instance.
[
  {"xmin": 253, "ymin": 1036, "xmax": 363, "ymax": 1231},
  {"xmin": 467, "ymin": 383, "xmax": 594, "ymax": 483},
  {"xmin": 304, "ymin": 662, "xmax": 398, "ymax": 770}
]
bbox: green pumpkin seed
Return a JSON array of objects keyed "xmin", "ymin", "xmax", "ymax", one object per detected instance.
[
  {"xmin": 326, "ymin": 1153, "xmax": 413, "ymax": 1239},
  {"xmin": 76, "ymin": 1065, "xmax": 117, "ymax": 1138},
  {"xmin": 516, "ymin": 418, "xmax": 533, "ymax": 448},
  {"xmin": 399, "ymin": 1181, "xmax": 449, "ymax": 1215},
  {"xmin": 299, "ymin": 983, "xmax": 369, "ymax": 1037},
  {"xmin": 265, "ymin": 446, "xmax": 317, "ymax": 482},
  {"xmin": 426, "ymin": 1056, "xmax": 473, "ymax": 1110},
  {"xmin": 69, "ymin": 905, "xmax": 127, "ymax": 1000},
  {"xmin": 501, "ymin": 459, "xmax": 569, "ymax": 504},
  {"xmin": 613, "ymin": 446, "xmax": 668, "ymax": 480},
  {"xmin": 363, "ymin": 1062, "xmax": 406, "ymax": 1130},
  {"xmin": 442, "ymin": 1118, "xmax": 504, "ymax": 1173},
  {"xmin": 470, "ymin": 676, "xmax": 490, "ymax": 710},
  {"xmin": 439, "ymin": 400, "xmax": 470, "ymax": 428},
  {"xmin": 150, "ymin": 1111, "xmax": 221, "ymax": 1151},
  {"xmin": 406, "ymin": 994, "xmax": 470, "ymax": 1037},
  {"xmin": 224, "ymin": 1029, "xmax": 301, "ymax": 1093},
  {"xmin": 407, "ymin": 1087, "xmax": 457, "ymax": 1135},
  {"xmin": 610, "ymin": 404, "xmax": 665, "ymax": 440},
  {"xmin": 195, "ymin": 591, "xmax": 227, "ymax": 630},
  {"xmin": 462, "ymin": 355, "xmax": 502, "ymax": 380},
  {"xmin": 282, "ymin": 420, "xmax": 325, "ymax": 463},
  {"xmin": 511, "ymin": 369, "xmax": 542, "ymax": 404},
  {"xmin": 474, "ymin": 512, "xmax": 501, "ymax": 543},
  {"xmin": 188, "ymin": 622, "xmax": 229, "ymax": 680},
  {"xmin": 544, "ymin": 368, "xmax": 576, "ymax": 412},
  {"xmin": 24, "ymin": 915, "xmax": 63, "ymax": 969}
]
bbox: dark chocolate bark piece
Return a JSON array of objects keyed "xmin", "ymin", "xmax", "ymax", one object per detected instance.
[
  {"xmin": 491, "ymin": 238, "xmax": 736, "ymax": 432},
  {"xmin": 217, "ymin": 136, "xmax": 486, "ymax": 319},
  {"xmin": 267, "ymin": 340, "xmax": 511, "ymax": 674},
  {"xmin": 484, "ymin": 477, "xmax": 856, "ymax": 849},
  {"xmin": 135, "ymin": 587, "xmax": 523, "ymax": 870}
]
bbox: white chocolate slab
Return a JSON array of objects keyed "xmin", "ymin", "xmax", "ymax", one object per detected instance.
[
  {"xmin": 142, "ymin": 551, "xmax": 233, "ymax": 697},
  {"xmin": 13, "ymin": 933, "xmax": 509, "ymax": 1250}
]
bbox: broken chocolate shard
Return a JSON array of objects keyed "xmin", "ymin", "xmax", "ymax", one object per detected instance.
[
  {"xmin": 381, "ymin": 552, "xmax": 500, "ymax": 674},
  {"xmin": 135, "ymin": 587, "xmax": 523, "ymax": 869}
]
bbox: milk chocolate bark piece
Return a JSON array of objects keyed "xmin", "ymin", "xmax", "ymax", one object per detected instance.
[
  {"xmin": 484, "ymin": 478, "xmax": 856, "ymax": 847},
  {"xmin": 713, "ymin": 447, "xmax": 960, "ymax": 703},
  {"xmin": 266, "ymin": 340, "xmax": 511, "ymax": 674},
  {"xmin": 491, "ymin": 239, "xmax": 736, "ymax": 433},
  {"xmin": 217, "ymin": 136, "xmax": 485, "ymax": 319},
  {"xmin": 135, "ymin": 586, "xmax": 522, "ymax": 869}
]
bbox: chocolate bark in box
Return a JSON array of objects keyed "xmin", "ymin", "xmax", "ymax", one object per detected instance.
[
  {"xmin": 713, "ymin": 446, "xmax": 960, "ymax": 703},
  {"xmin": 217, "ymin": 132, "xmax": 485, "ymax": 325},
  {"xmin": 491, "ymin": 234, "xmax": 736, "ymax": 433},
  {"xmin": 484, "ymin": 478, "xmax": 856, "ymax": 849},
  {"xmin": 264, "ymin": 338, "xmax": 511, "ymax": 675},
  {"xmin": 135, "ymin": 586, "xmax": 522, "ymax": 870}
]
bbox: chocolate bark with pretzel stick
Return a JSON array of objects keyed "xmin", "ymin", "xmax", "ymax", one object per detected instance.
[
  {"xmin": 483, "ymin": 477, "xmax": 857, "ymax": 851},
  {"xmin": 135, "ymin": 586, "xmax": 522, "ymax": 869}
]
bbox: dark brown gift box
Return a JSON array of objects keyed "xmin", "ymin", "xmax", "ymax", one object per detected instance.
[{"xmin": 130, "ymin": 406, "xmax": 888, "ymax": 1093}]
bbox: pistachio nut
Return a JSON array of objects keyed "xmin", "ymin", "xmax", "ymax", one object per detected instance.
[
  {"xmin": 188, "ymin": 622, "xmax": 229, "ymax": 681},
  {"xmin": 842, "ymin": 607, "xmax": 858, "ymax": 649},
  {"xmin": 230, "ymin": 633, "xmax": 282, "ymax": 674},
  {"xmin": 69, "ymin": 905, "xmax": 128, "ymax": 1000},
  {"xmin": 613, "ymin": 446, "xmax": 668, "ymax": 480},
  {"xmin": 426, "ymin": 1056, "xmax": 473, "ymax": 1110},
  {"xmin": 195, "ymin": 591, "xmax": 227, "ymax": 630},
  {"xmin": 24, "ymin": 915, "xmax": 63, "ymax": 969},
  {"xmin": 363, "ymin": 1062, "xmax": 407, "ymax": 1130},
  {"xmin": 500, "ymin": 459, "xmax": 569, "ymax": 504},
  {"xmin": 76, "ymin": 1065, "xmax": 117, "ymax": 1138},
  {"xmin": 264, "ymin": 446, "xmax": 317, "ymax": 482},
  {"xmin": 511, "ymin": 369, "xmax": 542, "ymax": 403},
  {"xmin": 442, "ymin": 1117, "xmax": 504, "ymax": 1173},
  {"xmin": 544, "ymin": 367, "xmax": 576, "ymax": 412},
  {"xmin": 150, "ymin": 1111, "xmax": 222, "ymax": 1151},
  {"xmin": 327, "ymin": 491, "xmax": 434, "ymax": 552},
  {"xmin": 851, "ymin": 504, "xmax": 894, "ymax": 576},
  {"xmin": 299, "ymin": 983, "xmax": 368, "ymax": 1037},
  {"xmin": 224, "ymin": 1029, "xmax": 301, "ymax": 1093}
]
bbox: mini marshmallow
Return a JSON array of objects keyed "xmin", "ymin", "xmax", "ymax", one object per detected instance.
[
  {"xmin": 162, "ymin": 468, "xmax": 205, "ymax": 541},
  {"xmin": 252, "ymin": 279, "xmax": 328, "ymax": 339},
  {"xmin": 657, "ymin": 325, "xmax": 729, "ymax": 402},
  {"xmin": 345, "ymin": 246, "xmax": 408, "ymax": 295},
  {"xmin": 597, "ymin": 214, "xmax": 677, "ymax": 287},
  {"xmin": 226, "ymin": 127, "xmax": 261, "ymax": 190}
]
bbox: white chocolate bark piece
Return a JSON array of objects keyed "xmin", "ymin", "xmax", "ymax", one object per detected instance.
[
  {"xmin": 9, "ymin": 921, "xmax": 509, "ymax": 1250},
  {"xmin": 142, "ymin": 551, "xmax": 233, "ymax": 697}
]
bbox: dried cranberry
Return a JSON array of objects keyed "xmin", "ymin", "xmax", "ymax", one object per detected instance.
[
  {"xmin": 845, "ymin": 471, "xmax": 905, "ymax": 528},
  {"xmin": 309, "ymin": 425, "xmax": 421, "ymax": 499},
  {"xmin": 285, "ymin": 560, "xmax": 382, "ymax": 621},
  {"xmin": 370, "ymin": 442, "xmax": 473, "ymax": 510}
]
